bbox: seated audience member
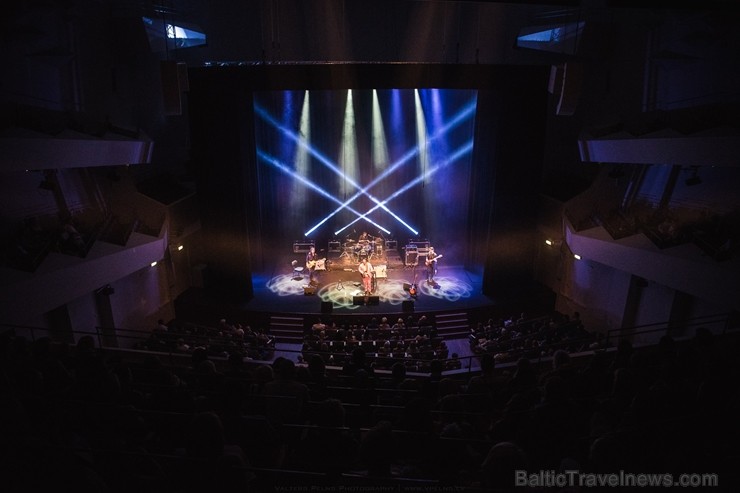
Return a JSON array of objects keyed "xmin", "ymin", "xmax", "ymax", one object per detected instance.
[
  {"xmin": 343, "ymin": 347, "xmax": 375, "ymax": 379},
  {"xmin": 179, "ymin": 412, "xmax": 252, "ymax": 491},
  {"xmin": 539, "ymin": 349, "xmax": 577, "ymax": 387},
  {"xmin": 175, "ymin": 338, "xmax": 190, "ymax": 353},
  {"xmin": 446, "ymin": 352, "xmax": 462, "ymax": 370},
  {"xmin": 286, "ymin": 398, "xmax": 359, "ymax": 472},
  {"xmin": 481, "ymin": 442, "xmax": 529, "ymax": 490},
  {"xmin": 358, "ymin": 420, "xmax": 395, "ymax": 477},
  {"xmin": 307, "ymin": 354, "xmax": 329, "ymax": 401},
  {"xmin": 263, "ymin": 357, "xmax": 310, "ymax": 423}
]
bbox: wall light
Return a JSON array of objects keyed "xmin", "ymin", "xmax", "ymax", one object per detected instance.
[
  {"xmin": 150, "ymin": 261, "xmax": 158, "ymax": 267},
  {"xmin": 177, "ymin": 245, "xmax": 184, "ymax": 251},
  {"xmin": 573, "ymin": 254, "xmax": 581, "ymax": 260},
  {"xmin": 545, "ymin": 239, "xmax": 553, "ymax": 246}
]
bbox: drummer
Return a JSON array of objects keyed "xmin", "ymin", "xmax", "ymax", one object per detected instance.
[{"xmin": 358, "ymin": 231, "xmax": 373, "ymax": 258}]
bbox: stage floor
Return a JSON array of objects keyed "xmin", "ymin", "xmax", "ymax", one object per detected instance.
[{"xmin": 244, "ymin": 248, "xmax": 494, "ymax": 316}]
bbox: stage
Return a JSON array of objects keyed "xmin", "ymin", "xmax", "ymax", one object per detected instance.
[
  {"xmin": 244, "ymin": 245, "xmax": 493, "ymax": 316},
  {"xmin": 174, "ymin": 242, "xmax": 555, "ymax": 329}
]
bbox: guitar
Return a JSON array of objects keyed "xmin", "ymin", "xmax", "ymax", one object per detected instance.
[
  {"xmin": 425, "ymin": 254, "xmax": 443, "ymax": 266},
  {"xmin": 306, "ymin": 257, "xmax": 326, "ymax": 269},
  {"xmin": 409, "ymin": 272, "xmax": 418, "ymax": 297}
]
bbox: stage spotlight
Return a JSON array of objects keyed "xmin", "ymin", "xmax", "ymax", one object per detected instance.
[
  {"xmin": 151, "ymin": 261, "xmax": 158, "ymax": 267},
  {"xmin": 573, "ymin": 254, "xmax": 581, "ymax": 260},
  {"xmin": 177, "ymin": 245, "xmax": 184, "ymax": 251},
  {"xmin": 545, "ymin": 239, "xmax": 553, "ymax": 246}
]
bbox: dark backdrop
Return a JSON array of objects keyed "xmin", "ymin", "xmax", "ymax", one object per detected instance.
[{"xmin": 188, "ymin": 63, "xmax": 548, "ymax": 303}]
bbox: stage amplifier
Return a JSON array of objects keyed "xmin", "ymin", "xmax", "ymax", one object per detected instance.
[
  {"xmin": 293, "ymin": 240, "xmax": 315, "ymax": 253},
  {"xmin": 404, "ymin": 246, "xmax": 418, "ymax": 266},
  {"xmin": 407, "ymin": 239, "xmax": 429, "ymax": 256},
  {"xmin": 407, "ymin": 240, "xmax": 429, "ymax": 249}
]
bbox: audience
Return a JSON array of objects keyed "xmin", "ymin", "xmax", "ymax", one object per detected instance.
[{"xmin": 0, "ymin": 310, "xmax": 736, "ymax": 491}]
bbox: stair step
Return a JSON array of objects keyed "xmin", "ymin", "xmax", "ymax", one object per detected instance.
[
  {"xmin": 436, "ymin": 312, "xmax": 467, "ymax": 318},
  {"xmin": 437, "ymin": 322, "xmax": 470, "ymax": 329},
  {"xmin": 437, "ymin": 327, "xmax": 470, "ymax": 334},
  {"xmin": 270, "ymin": 323, "xmax": 304, "ymax": 328},
  {"xmin": 271, "ymin": 318, "xmax": 303, "ymax": 325},
  {"xmin": 270, "ymin": 314, "xmax": 305, "ymax": 344},
  {"xmin": 440, "ymin": 331, "xmax": 471, "ymax": 340},
  {"xmin": 275, "ymin": 335, "xmax": 304, "ymax": 343},
  {"xmin": 271, "ymin": 328, "xmax": 304, "ymax": 335}
]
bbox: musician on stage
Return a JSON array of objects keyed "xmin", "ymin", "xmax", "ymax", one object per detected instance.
[
  {"xmin": 358, "ymin": 256, "xmax": 374, "ymax": 295},
  {"xmin": 306, "ymin": 246, "xmax": 320, "ymax": 285},
  {"xmin": 425, "ymin": 246, "xmax": 441, "ymax": 284}
]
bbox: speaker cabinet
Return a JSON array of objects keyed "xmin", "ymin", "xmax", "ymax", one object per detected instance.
[
  {"xmin": 321, "ymin": 301, "xmax": 332, "ymax": 313},
  {"xmin": 402, "ymin": 300, "xmax": 414, "ymax": 312},
  {"xmin": 405, "ymin": 250, "xmax": 418, "ymax": 266}
]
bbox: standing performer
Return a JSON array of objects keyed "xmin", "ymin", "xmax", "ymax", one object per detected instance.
[
  {"xmin": 306, "ymin": 246, "xmax": 320, "ymax": 285},
  {"xmin": 425, "ymin": 246, "xmax": 442, "ymax": 284},
  {"xmin": 358, "ymin": 256, "xmax": 374, "ymax": 295}
]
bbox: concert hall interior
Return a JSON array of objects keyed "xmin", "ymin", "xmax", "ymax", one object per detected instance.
[{"xmin": 1, "ymin": 1, "xmax": 739, "ymax": 491}]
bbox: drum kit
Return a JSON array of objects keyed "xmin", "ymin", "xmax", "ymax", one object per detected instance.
[{"xmin": 339, "ymin": 235, "xmax": 384, "ymax": 262}]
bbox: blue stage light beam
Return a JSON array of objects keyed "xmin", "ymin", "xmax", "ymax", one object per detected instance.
[
  {"xmin": 255, "ymin": 103, "xmax": 404, "ymax": 236},
  {"xmin": 291, "ymin": 91, "xmax": 310, "ymax": 209},
  {"xmin": 335, "ymin": 139, "xmax": 474, "ymax": 235},
  {"xmin": 414, "ymin": 89, "xmax": 429, "ymax": 183},
  {"xmin": 372, "ymin": 89, "xmax": 390, "ymax": 172},
  {"xmin": 257, "ymin": 149, "xmax": 391, "ymax": 236},
  {"xmin": 330, "ymin": 98, "xmax": 477, "ymax": 234},
  {"xmin": 340, "ymin": 89, "xmax": 360, "ymax": 197},
  {"xmin": 257, "ymin": 103, "xmax": 405, "ymax": 232}
]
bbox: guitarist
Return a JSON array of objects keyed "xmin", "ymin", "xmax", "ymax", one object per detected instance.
[
  {"xmin": 425, "ymin": 246, "xmax": 442, "ymax": 284},
  {"xmin": 305, "ymin": 246, "xmax": 320, "ymax": 285},
  {"xmin": 358, "ymin": 257, "xmax": 374, "ymax": 295}
]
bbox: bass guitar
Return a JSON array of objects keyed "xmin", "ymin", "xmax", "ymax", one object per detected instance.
[{"xmin": 425, "ymin": 254, "xmax": 443, "ymax": 266}]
